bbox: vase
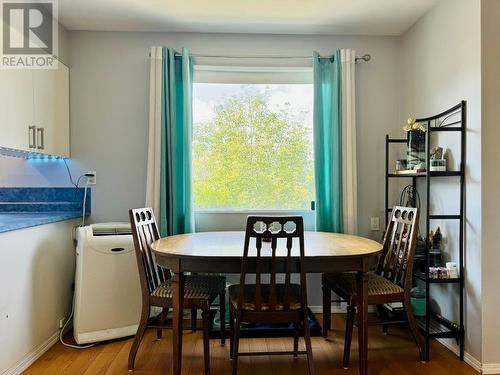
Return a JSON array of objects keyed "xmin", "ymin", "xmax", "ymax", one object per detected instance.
[{"xmin": 407, "ymin": 130, "xmax": 426, "ymax": 169}]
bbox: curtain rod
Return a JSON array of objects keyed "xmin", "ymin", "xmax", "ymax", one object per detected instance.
[{"xmin": 172, "ymin": 52, "xmax": 372, "ymax": 63}]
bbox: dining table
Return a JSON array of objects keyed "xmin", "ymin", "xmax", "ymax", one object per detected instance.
[{"xmin": 151, "ymin": 230, "xmax": 383, "ymax": 375}]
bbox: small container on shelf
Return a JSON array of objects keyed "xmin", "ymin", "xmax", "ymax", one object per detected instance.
[
  {"xmin": 438, "ymin": 267, "xmax": 449, "ymax": 278},
  {"xmin": 430, "ymin": 159, "xmax": 447, "ymax": 172},
  {"xmin": 395, "ymin": 159, "xmax": 407, "ymax": 171},
  {"xmin": 429, "ymin": 266, "xmax": 451, "ymax": 279},
  {"xmin": 446, "ymin": 262, "xmax": 459, "ymax": 278},
  {"xmin": 429, "ymin": 267, "xmax": 439, "ymax": 279}
]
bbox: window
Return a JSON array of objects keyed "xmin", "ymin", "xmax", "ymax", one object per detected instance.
[{"xmin": 192, "ymin": 69, "xmax": 314, "ymax": 211}]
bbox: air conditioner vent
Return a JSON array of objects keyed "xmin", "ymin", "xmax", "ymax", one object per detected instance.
[{"xmin": 92, "ymin": 223, "xmax": 132, "ymax": 236}]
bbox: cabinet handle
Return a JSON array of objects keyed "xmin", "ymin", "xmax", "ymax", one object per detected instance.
[
  {"xmin": 37, "ymin": 127, "xmax": 45, "ymax": 150},
  {"xmin": 28, "ymin": 126, "xmax": 36, "ymax": 148}
]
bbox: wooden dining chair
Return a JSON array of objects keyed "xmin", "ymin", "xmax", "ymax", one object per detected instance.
[
  {"xmin": 321, "ymin": 206, "xmax": 425, "ymax": 368},
  {"xmin": 128, "ymin": 207, "xmax": 226, "ymax": 374},
  {"xmin": 229, "ymin": 216, "xmax": 314, "ymax": 375}
]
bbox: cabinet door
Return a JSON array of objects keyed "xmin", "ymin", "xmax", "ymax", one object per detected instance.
[
  {"xmin": 33, "ymin": 64, "xmax": 70, "ymax": 157},
  {"xmin": 0, "ymin": 70, "xmax": 35, "ymax": 151}
]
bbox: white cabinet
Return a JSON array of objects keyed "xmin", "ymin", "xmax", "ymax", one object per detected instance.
[
  {"xmin": 33, "ymin": 66, "xmax": 70, "ymax": 157},
  {"xmin": 0, "ymin": 63, "xmax": 70, "ymax": 157},
  {"xmin": 0, "ymin": 70, "xmax": 34, "ymax": 152},
  {"xmin": 0, "ymin": 219, "xmax": 77, "ymax": 374}
]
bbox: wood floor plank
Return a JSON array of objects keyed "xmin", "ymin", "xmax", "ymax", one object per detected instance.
[
  {"xmin": 81, "ymin": 339, "xmax": 125, "ymax": 375},
  {"xmin": 23, "ymin": 314, "xmax": 482, "ymax": 375}
]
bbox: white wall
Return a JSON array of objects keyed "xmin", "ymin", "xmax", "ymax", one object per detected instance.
[
  {"xmin": 67, "ymin": 31, "xmax": 403, "ymax": 239},
  {"xmin": 480, "ymin": 0, "xmax": 500, "ymax": 367},
  {"xmin": 0, "ymin": 219, "xmax": 78, "ymax": 374},
  {"xmin": 399, "ymin": 0, "xmax": 482, "ymax": 361}
]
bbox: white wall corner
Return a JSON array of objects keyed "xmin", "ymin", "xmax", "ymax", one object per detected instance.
[
  {"xmin": 437, "ymin": 338, "xmax": 482, "ymax": 374},
  {"xmin": 2, "ymin": 330, "xmax": 60, "ymax": 375}
]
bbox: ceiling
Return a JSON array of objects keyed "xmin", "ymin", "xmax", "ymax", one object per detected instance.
[{"xmin": 58, "ymin": 0, "xmax": 439, "ymax": 36}]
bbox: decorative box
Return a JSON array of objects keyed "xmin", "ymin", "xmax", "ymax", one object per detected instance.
[{"xmin": 430, "ymin": 158, "xmax": 446, "ymax": 172}]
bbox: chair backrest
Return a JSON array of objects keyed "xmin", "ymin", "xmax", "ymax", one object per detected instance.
[
  {"xmin": 237, "ymin": 215, "xmax": 307, "ymax": 313},
  {"xmin": 376, "ymin": 206, "xmax": 420, "ymax": 292},
  {"xmin": 129, "ymin": 208, "xmax": 168, "ymax": 298}
]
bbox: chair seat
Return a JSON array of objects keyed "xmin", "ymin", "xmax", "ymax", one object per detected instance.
[
  {"xmin": 323, "ymin": 272, "xmax": 404, "ymax": 301},
  {"xmin": 228, "ymin": 284, "xmax": 302, "ymax": 311},
  {"xmin": 152, "ymin": 274, "xmax": 225, "ymax": 302}
]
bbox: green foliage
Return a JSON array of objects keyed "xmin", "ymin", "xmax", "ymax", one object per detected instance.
[{"xmin": 193, "ymin": 91, "xmax": 314, "ymax": 209}]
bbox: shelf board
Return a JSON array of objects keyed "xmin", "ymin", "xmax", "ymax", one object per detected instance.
[
  {"xmin": 429, "ymin": 126, "xmax": 463, "ymax": 132},
  {"xmin": 429, "ymin": 171, "xmax": 462, "ymax": 177},
  {"xmin": 414, "ymin": 272, "xmax": 461, "ymax": 284},
  {"xmin": 429, "ymin": 214, "xmax": 461, "ymax": 220},
  {"xmin": 386, "ymin": 209, "xmax": 461, "ymax": 220},
  {"xmin": 387, "ymin": 172, "xmax": 425, "ymax": 178},
  {"xmin": 387, "ymin": 171, "xmax": 461, "ymax": 178},
  {"xmin": 387, "ymin": 138, "xmax": 407, "ymax": 143},
  {"xmin": 417, "ymin": 316, "xmax": 459, "ymax": 339}
]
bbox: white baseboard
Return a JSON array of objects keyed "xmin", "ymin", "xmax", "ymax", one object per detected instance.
[
  {"xmin": 482, "ymin": 363, "xmax": 500, "ymax": 374},
  {"xmin": 1, "ymin": 330, "xmax": 60, "ymax": 375},
  {"xmin": 437, "ymin": 338, "xmax": 482, "ymax": 374}
]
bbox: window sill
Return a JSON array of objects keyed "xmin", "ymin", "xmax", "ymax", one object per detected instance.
[
  {"xmin": 194, "ymin": 210, "xmax": 315, "ymax": 232},
  {"xmin": 194, "ymin": 209, "xmax": 313, "ymax": 215}
]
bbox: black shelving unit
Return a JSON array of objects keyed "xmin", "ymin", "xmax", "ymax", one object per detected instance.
[{"xmin": 384, "ymin": 101, "xmax": 466, "ymax": 361}]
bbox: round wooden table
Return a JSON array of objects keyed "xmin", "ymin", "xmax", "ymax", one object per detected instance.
[{"xmin": 152, "ymin": 231, "xmax": 382, "ymax": 375}]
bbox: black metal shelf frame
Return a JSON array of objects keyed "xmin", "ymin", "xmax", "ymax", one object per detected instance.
[
  {"xmin": 416, "ymin": 314, "xmax": 460, "ymax": 340},
  {"xmin": 387, "ymin": 171, "xmax": 461, "ymax": 178},
  {"xmin": 414, "ymin": 272, "xmax": 461, "ymax": 284},
  {"xmin": 384, "ymin": 101, "xmax": 466, "ymax": 361}
]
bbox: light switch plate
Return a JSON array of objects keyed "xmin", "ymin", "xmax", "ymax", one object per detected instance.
[{"xmin": 370, "ymin": 217, "xmax": 380, "ymax": 231}]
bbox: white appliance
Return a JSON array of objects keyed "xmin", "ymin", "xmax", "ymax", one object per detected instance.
[{"xmin": 73, "ymin": 223, "xmax": 142, "ymax": 344}]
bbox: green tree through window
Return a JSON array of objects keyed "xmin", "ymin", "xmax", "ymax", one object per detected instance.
[{"xmin": 193, "ymin": 84, "xmax": 314, "ymax": 210}]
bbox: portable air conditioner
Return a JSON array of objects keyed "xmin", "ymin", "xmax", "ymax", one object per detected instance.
[{"xmin": 73, "ymin": 223, "xmax": 142, "ymax": 344}]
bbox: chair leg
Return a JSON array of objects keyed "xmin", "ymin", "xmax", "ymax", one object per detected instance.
[
  {"xmin": 382, "ymin": 323, "xmax": 389, "ymax": 335},
  {"xmin": 220, "ymin": 289, "xmax": 226, "ymax": 346},
  {"xmin": 202, "ymin": 308, "xmax": 211, "ymax": 375},
  {"xmin": 404, "ymin": 301, "xmax": 427, "ymax": 362},
  {"xmin": 128, "ymin": 305, "xmax": 149, "ymax": 371},
  {"xmin": 376, "ymin": 305, "xmax": 388, "ymax": 335},
  {"xmin": 191, "ymin": 308, "xmax": 198, "ymax": 332},
  {"xmin": 322, "ymin": 282, "xmax": 331, "ymax": 339},
  {"xmin": 231, "ymin": 315, "xmax": 242, "ymax": 375},
  {"xmin": 342, "ymin": 305, "xmax": 356, "ymax": 369},
  {"xmin": 229, "ymin": 307, "xmax": 234, "ymax": 359},
  {"xmin": 302, "ymin": 310, "xmax": 314, "ymax": 375},
  {"xmin": 293, "ymin": 322, "xmax": 299, "ymax": 358},
  {"xmin": 156, "ymin": 307, "xmax": 168, "ymax": 339}
]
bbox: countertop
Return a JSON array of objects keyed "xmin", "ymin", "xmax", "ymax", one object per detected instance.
[
  {"xmin": 0, "ymin": 212, "xmax": 82, "ymax": 233},
  {"xmin": 0, "ymin": 187, "xmax": 91, "ymax": 233}
]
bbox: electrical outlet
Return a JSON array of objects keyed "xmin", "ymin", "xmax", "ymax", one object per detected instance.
[
  {"xmin": 86, "ymin": 171, "xmax": 96, "ymax": 185},
  {"xmin": 59, "ymin": 317, "xmax": 65, "ymax": 329},
  {"xmin": 370, "ymin": 217, "xmax": 380, "ymax": 231}
]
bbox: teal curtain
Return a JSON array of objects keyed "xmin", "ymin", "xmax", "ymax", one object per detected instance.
[
  {"xmin": 159, "ymin": 47, "xmax": 194, "ymax": 236},
  {"xmin": 313, "ymin": 50, "xmax": 343, "ymax": 233}
]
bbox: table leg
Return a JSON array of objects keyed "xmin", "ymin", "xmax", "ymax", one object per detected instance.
[
  {"xmin": 357, "ymin": 271, "xmax": 369, "ymax": 375},
  {"xmin": 172, "ymin": 271, "xmax": 185, "ymax": 375}
]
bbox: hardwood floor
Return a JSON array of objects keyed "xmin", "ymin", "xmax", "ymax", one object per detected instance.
[{"xmin": 25, "ymin": 314, "xmax": 479, "ymax": 375}]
